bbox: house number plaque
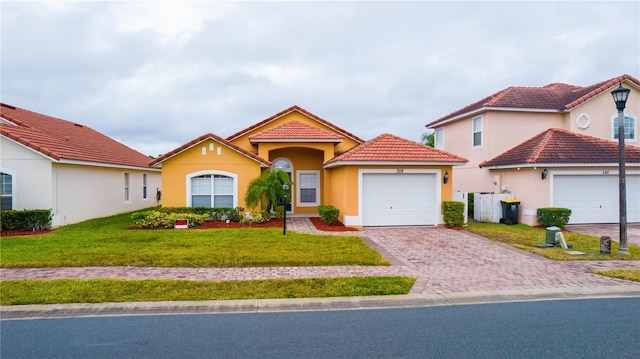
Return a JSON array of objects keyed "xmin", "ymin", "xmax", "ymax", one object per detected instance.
[{"xmin": 396, "ymin": 169, "xmax": 404, "ymax": 173}]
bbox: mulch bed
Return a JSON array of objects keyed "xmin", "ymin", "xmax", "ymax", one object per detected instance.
[
  {"xmin": 1, "ymin": 229, "xmax": 52, "ymax": 237},
  {"xmin": 309, "ymin": 217, "xmax": 359, "ymax": 232}
]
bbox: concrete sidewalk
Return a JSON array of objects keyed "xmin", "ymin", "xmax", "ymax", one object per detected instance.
[{"xmin": 2, "ymin": 218, "xmax": 639, "ymax": 319}]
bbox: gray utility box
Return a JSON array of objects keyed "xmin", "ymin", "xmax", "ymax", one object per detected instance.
[{"xmin": 545, "ymin": 226, "xmax": 560, "ymax": 245}]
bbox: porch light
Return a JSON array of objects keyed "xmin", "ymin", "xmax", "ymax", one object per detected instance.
[
  {"xmin": 541, "ymin": 168, "xmax": 548, "ymax": 180},
  {"xmin": 282, "ymin": 183, "xmax": 289, "ymax": 235},
  {"xmin": 443, "ymin": 171, "xmax": 449, "ymax": 184},
  {"xmin": 611, "ymin": 83, "xmax": 630, "ymax": 255}
]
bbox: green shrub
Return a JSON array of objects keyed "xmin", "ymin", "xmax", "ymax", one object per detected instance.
[
  {"xmin": 442, "ymin": 201, "xmax": 465, "ymax": 228},
  {"xmin": 132, "ymin": 211, "xmax": 208, "ymax": 229},
  {"xmin": 240, "ymin": 211, "xmax": 268, "ymax": 225},
  {"xmin": 536, "ymin": 208, "xmax": 572, "ymax": 228},
  {"xmin": 131, "ymin": 211, "xmax": 155, "ymax": 222},
  {"xmin": 274, "ymin": 206, "xmax": 284, "ymax": 221},
  {"xmin": 1, "ymin": 209, "xmax": 52, "ymax": 231},
  {"xmin": 318, "ymin": 205, "xmax": 339, "ymax": 225}
]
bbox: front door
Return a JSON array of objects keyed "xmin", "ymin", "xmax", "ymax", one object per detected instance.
[{"xmin": 272, "ymin": 158, "xmax": 293, "ymax": 212}]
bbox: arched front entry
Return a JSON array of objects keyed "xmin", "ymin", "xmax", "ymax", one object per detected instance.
[{"xmin": 272, "ymin": 158, "xmax": 293, "ymax": 212}]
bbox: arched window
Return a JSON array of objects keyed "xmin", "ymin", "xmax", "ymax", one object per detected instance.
[{"xmin": 187, "ymin": 171, "xmax": 237, "ymax": 208}]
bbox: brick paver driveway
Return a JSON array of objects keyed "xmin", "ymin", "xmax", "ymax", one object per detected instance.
[
  {"xmin": 2, "ymin": 218, "xmax": 639, "ymax": 297},
  {"xmin": 359, "ymin": 226, "xmax": 640, "ymax": 294}
]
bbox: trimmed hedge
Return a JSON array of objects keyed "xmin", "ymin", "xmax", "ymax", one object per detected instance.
[
  {"xmin": 442, "ymin": 201, "xmax": 465, "ymax": 228},
  {"xmin": 1, "ymin": 209, "xmax": 52, "ymax": 231},
  {"xmin": 318, "ymin": 205, "xmax": 339, "ymax": 225},
  {"xmin": 536, "ymin": 207, "xmax": 572, "ymax": 228}
]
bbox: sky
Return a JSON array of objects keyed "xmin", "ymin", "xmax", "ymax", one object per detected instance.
[{"xmin": 1, "ymin": 1, "xmax": 639, "ymax": 157}]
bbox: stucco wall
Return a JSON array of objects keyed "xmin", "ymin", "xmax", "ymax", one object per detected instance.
[
  {"xmin": 53, "ymin": 163, "xmax": 161, "ymax": 226},
  {"xmin": 1, "ymin": 137, "xmax": 53, "ymax": 210},
  {"xmin": 160, "ymin": 138, "xmax": 263, "ymax": 208}
]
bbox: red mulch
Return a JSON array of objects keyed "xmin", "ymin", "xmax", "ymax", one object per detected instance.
[
  {"xmin": 309, "ymin": 217, "xmax": 359, "ymax": 232},
  {"xmin": 195, "ymin": 219, "xmax": 284, "ymax": 229},
  {"xmin": 1, "ymin": 229, "xmax": 52, "ymax": 237}
]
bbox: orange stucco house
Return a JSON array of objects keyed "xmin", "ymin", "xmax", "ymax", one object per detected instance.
[{"xmin": 150, "ymin": 106, "xmax": 467, "ymax": 227}]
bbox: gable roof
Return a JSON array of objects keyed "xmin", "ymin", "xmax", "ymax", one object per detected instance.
[
  {"xmin": 479, "ymin": 128, "xmax": 640, "ymax": 168},
  {"xmin": 226, "ymin": 105, "xmax": 365, "ymax": 144},
  {"xmin": 0, "ymin": 103, "xmax": 154, "ymax": 169},
  {"xmin": 427, "ymin": 74, "xmax": 640, "ymax": 128},
  {"xmin": 248, "ymin": 120, "xmax": 344, "ymax": 143},
  {"xmin": 148, "ymin": 132, "xmax": 271, "ymax": 168},
  {"xmin": 324, "ymin": 133, "xmax": 468, "ymax": 168}
]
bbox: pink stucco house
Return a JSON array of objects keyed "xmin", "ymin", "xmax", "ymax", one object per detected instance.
[{"xmin": 426, "ymin": 74, "xmax": 640, "ymax": 225}]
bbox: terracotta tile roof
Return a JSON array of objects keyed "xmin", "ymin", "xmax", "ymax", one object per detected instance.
[
  {"xmin": 148, "ymin": 133, "xmax": 271, "ymax": 168},
  {"xmin": 325, "ymin": 133, "xmax": 468, "ymax": 167},
  {"xmin": 479, "ymin": 128, "xmax": 640, "ymax": 168},
  {"xmin": 248, "ymin": 120, "xmax": 344, "ymax": 143},
  {"xmin": 427, "ymin": 74, "xmax": 640, "ymax": 127},
  {"xmin": 226, "ymin": 105, "xmax": 365, "ymax": 144},
  {"xmin": 0, "ymin": 103, "xmax": 153, "ymax": 168}
]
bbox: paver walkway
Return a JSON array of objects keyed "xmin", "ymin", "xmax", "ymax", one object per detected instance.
[{"xmin": 2, "ymin": 218, "xmax": 639, "ymax": 297}]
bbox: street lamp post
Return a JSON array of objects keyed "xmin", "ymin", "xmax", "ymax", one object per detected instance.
[
  {"xmin": 611, "ymin": 83, "xmax": 631, "ymax": 255},
  {"xmin": 282, "ymin": 183, "xmax": 289, "ymax": 235}
]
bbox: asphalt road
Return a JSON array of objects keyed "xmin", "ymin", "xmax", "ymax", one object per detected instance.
[{"xmin": 2, "ymin": 297, "xmax": 639, "ymax": 359}]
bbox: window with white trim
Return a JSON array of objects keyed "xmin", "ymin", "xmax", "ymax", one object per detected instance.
[
  {"xmin": 434, "ymin": 128, "xmax": 444, "ymax": 149},
  {"xmin": 1, "ymin": 172, "xmax": 13, "ymax": 210},
  {"xmin": 472, "ymin": 116, "xmax": 482, "ymax": 147},
  {"xmin": 297, "ymin": 171, "xmax": 319, "ymax": 206},
  {"xmin": 124, "ymin": 173, "xmax": 130, "ymax": 202},
  {"xmin": 142, "ymin": 174, "xmax": 148, "ymax": 199},
  {"xmin": 612, "ymin": 115, "xmax": 637, "ymax": 142},
  {"xmin": 190, "ymin": 174, "xmax": 234, "ymax": 208}
]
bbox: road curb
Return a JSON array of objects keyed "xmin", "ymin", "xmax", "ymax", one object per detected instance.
[{"xmin": 2, "ymin": 285, "xmax": 639, "ymax": 320}]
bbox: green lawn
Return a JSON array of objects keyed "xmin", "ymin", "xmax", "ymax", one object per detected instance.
[
  {"xmin": 465, "ymin": 222, "xmax": 640, "ymax": 260},
  {"xmin": 0, "ymin": 277, "xmax": 416, "ymax": 305},
  {"xmin": 0, "ymin": 211, "xmax": 389, "ymax": 268}
]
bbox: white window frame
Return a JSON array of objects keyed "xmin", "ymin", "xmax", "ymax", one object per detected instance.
[
  {"xmin": 0, "ymin": 168, "xmax": 17, "ymax": 210},
  {"xmin": 186, "ymin": 170, "xmax": 238, "ymax": 208},
  {"xmin": 296, "ymin": 170, "xmax": 320, "ymax": 207},
  {"xmin": 434, "ymin": 128, "xmax": 444, "ymax": 149},
  {"xmin": 472, "ymin": 116, "xmax": 483, "ymax": 147},
  {"xmin": 611, "ymin": 114, "xmax": 637, "ymax": 142},
  {"xmin": 124, "ymin": 173, "xmax": 130, "ymax": 202}
]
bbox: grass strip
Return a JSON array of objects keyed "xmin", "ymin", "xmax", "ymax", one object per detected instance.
[
  {"xmin": 591, "ymin": 269, "xmax": 640, "ymax": 282},
  {"xmin": 465, "ymin": 223, "xmax": 640, "ymax": 260},
  {"xmin": 0, "ymin": 277, "xmax": 415, "ymax": 305}
]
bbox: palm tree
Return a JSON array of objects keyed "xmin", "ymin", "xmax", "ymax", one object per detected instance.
[{"xmin": 244, "ymin": 169, "xmax": 292, "ymax": 212}]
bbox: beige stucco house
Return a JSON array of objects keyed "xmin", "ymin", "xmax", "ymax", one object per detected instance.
[
  {"xmin": 426, "ymin": 74, "xmax": 640, "ymax": 225},
  {"xmin": 1, "ymin": 103, "xmax": 161, "ymax": 227}
]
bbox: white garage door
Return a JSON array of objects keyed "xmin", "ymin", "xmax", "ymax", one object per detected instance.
[
  {"xmin": 362, "ymin": 173, "xmax": 437, "ymax": 226},
  {"xmin": 553, "ymin": 174, "xmax": 640, "ymax": 224}
]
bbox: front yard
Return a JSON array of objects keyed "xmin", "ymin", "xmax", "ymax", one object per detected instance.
[{"xmin": 0, "ymin": 212, "xmax": 388, "ymax": 268}]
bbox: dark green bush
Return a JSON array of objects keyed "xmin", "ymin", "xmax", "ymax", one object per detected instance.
[
  {"xmin": 536, "ymin": 207, "xmax": 572, "ymax": 228},
  {"xmin": 442, "ymin": 201, "xmax": 465, "ymax": 228},
  {"xmin": 317, "ymin": 205, "xmax": 339, "ymax": 225},
  {"xmin": 1, "ymin": 209, "xmax": 52, "ymax": 231},
  {"xmin": 274, "ymin": 206, "xmax": 285, "ymax": 221}
]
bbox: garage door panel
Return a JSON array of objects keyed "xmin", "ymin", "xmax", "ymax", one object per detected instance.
[
  {"xmin": 362, "ymin": 173, "xmax": 436, "ymax": 226},
  {"xmin": 553, "ymin": 175, "xmax": 640, "ymax": 224}
]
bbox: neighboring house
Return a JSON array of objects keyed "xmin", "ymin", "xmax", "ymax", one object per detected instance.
[
  {"xmin": 426, "ymin": 74, "xmax": 640, "ymax": 226},
  {"xmin": 150, "ymin": 105, "xmax": 468, "ymax": 227},
  {"xmin": 0, "ymin": 103, "xmax": 161, "ymax": 227}
]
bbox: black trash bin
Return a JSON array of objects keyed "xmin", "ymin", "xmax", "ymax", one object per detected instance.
[{"xmin": 499, "ymin": 200, "xmax": 520, "ymax": 225}]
